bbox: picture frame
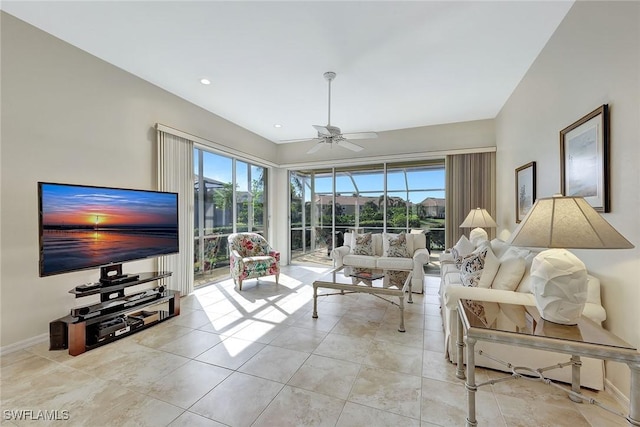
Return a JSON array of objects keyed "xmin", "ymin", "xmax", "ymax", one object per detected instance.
[
  {"xmin": 560, "ymin": 104, "xmax": 609, "ymax": 212},
  {"xmin": 515, "ymin": 161, "xmax": 536, "ymax": 223}
]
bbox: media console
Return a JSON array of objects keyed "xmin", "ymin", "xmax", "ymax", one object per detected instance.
[{"xmin": 49, "ymin": 271, "xmax": 180, "ymax": 356}]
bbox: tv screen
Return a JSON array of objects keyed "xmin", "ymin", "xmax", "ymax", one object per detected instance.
[{"xmin": 38, "ymin": 182, "xmax": 179, "ymax": 277}]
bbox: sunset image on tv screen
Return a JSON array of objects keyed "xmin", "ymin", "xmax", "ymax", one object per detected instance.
[{"xmin": 39, "ymin": 183, "xmax": 179, "ymax": 276}]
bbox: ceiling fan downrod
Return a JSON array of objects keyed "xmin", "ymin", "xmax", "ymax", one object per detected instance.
[{"xmin": 324, "ymin": 71, "xmax": 336, "ymax": 126}]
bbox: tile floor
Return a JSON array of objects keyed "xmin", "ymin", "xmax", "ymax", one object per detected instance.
[{"xmin": 0, "ymin": 264, "xmax": 629, "ymax": 426}]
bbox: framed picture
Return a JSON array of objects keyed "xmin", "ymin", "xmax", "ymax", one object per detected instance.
[
  {"xmin": 560, "ymin": 104, "xmax": 609, "ymax": 212},
  {"xmin": 515, "ymin": 162, "xmax": 536, "ymax": 223}
]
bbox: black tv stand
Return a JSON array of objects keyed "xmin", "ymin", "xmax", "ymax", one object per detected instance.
[
  {"xmin": 99, "ymin": 263, "xmax": 139, "ymax": 286},
  {"xmin": 49, "ymin": 271, "xmax": 179, "ymax": 356}
]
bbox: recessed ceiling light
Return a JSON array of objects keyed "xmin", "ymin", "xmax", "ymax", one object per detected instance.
[
  {"xmin": 273, "ymin": 124, "xmax": 282, "ymax": 128},
  {"xmin": 200, "ymin": 78, "xmax": 211, "ymax": 85}
]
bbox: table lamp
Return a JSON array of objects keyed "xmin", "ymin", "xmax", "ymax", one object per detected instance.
[
  {"xmin": 460, "ymin": 208, "xmax": 497, "ymax": 243},
  {"xmin": 507, "ymin": 195, "xmax": 634, "ymax": 325}
]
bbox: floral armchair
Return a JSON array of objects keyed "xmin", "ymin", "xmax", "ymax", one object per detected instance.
[{"xmin": 227, "ymin": 233, "xmax": 280, "ymax": 291}]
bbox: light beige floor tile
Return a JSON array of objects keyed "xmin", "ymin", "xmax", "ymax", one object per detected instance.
[
  {"xmin": 423, "ymin": 329, "xmax": 445, "ymax": 353},
  {"xmin": 290, "ymin": 310, "xmax": 342, "ymax": 332},
  {"xmin": 349, "ymin": 366, "xmax": 422, "ymax": 419},
  {"xmin": 238, "ymin": 345, "xmax": 309, "ymax": 383},
  {"xmin": 0, "ymin": 350, "xmax": 34, "ymax": 368},
  {"xmin": 170, "ymin": 310, "xmax": 221, "ymax": 329},
  {"xmin": 25, "ymin": 342, "xmax": 75, "ymax": 363},
  {"xmin": 341, "ymin": 305, "xmax": 388, "ymax": 322},
  {"xmin": 382, "ymin": 309, "xmax": 426, "ymax": 330},
  {"xmin": 375, "ymin": 322, "xmax": 424, "ymax": 349},
  {"xmin": 158, "ymin": 329, "xmax": 225, "ymax": 358},
  {"xmin": 422, "ymin": 349, "xmax": 465, "ymax": 384},
  {"xmin": 195, "ymin": 336, "xmax": 265, "ymax": 370},
  {"xmin": 197, "ymin": 312, "xmax": 253, "ymax": 336},
  {"xmin": 92, "ymin": 393, "xmax": 184, "ymax": 427},
  {"xmin": 147, "ymin": 360, "xmax": 232, "ymax": 409},
  {"xmin": 287, "ymin": 354, "xmax": 361, "ymax": 400},
  {"xmin": 313, "ymin": 333, "xmax": 373, "ymax": 363},
  {"xmin": 269, "ymin": 326, "xmax": 327, "ymax": 353},
  {"xmin": 230, "ymin": 319, "xmax": 288, "ymax": 343},
  {"xmin": 252, "ymin": 385, "xmax": 345, "ymax": 427},
  {"xmin": 421, "ymin": 377, "xmax": 505, "ymax": 426},
  {"xmin": 336, "ymin": 401, "xmax": 421, "ymax": 427},
  {"xmin": 131, "ymin": 322, "xmax": 196, "ymax": 348},
  {"xmin": 331, "ymin": 315, "xmax": 381, "ymax": 339},
  {"xmin": 0, "ymin": 353, "xmax": 59, "ymax": 382},
  {"xmin": 496, "ymin": 392, "xmax": 590, "ymax": 427},
  {"xmin": 424, "ymin": 314, "xmax": 443, "ymax": 332},
  {"xmin": 190, "ymin": 371, "xmax": 283, "ymax": 427},
  {"xmin": 364, "ymin": 340, "xmax": 423, "ymax": 376},
  {"xmin": 168, "ymin": 411, "xmax": 227, "ymax": 427}
]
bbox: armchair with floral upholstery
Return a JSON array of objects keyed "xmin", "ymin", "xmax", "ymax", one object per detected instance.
[{"xmin": 227, "ymin": 232, "xmax": 280, "ymax": 290}]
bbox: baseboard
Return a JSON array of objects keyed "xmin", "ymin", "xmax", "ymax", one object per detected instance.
[
  {"xmin": 0, "ymin": 333, "xmax": 48, "ymax": 356},
  {"xmin": 604, "ymin": 378, "xmax": 630, "ymax": 409}
]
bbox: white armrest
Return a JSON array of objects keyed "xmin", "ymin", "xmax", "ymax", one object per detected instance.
[
  {"xmin": 330, "ymin": 245, "xmax": 351, "ymax": 267},
  {"xmin": 582, "ymin": 303, "xmax": 606, "ymax": 325},
  {"xmin": 443, "ymin": 285, "xmax": 535, "ymax": 310},
  {"xmin": 413, "ymin": 248, "xmax": 430, "ymax": 265}
]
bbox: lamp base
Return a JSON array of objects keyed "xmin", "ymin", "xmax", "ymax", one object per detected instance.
[{"xmin": 529, "ymin": 249, "xmax": 588, "ymax": 326}]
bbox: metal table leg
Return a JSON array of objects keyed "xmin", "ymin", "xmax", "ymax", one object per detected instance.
[
  {"xmin": 466, "ymin": 336, "xmax": 478, "ymax": 427},
  {"xmin": 312, "ymin": 283, "xmax": 318, "ymax": 318},
  {"xmin": 457, "ymin": 308, "xmax": 466, "ymax": 380}
]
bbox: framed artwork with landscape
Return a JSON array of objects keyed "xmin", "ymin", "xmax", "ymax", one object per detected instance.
[
  {"xmin": 560, "ymin": 104, "xmax": 609, "ymax": 212},
  {"xmin": 515, "ymin": 161, "xmax": 536, "ymax": 223}
]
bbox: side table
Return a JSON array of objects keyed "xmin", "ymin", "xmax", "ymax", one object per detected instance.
[{"xmin": 456, "ymin": 299, "xmax": 640, "ymax": 426}]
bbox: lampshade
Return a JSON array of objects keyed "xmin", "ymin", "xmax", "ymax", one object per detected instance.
[
  {"xmin": 459, "ymin": 208, "xmax": 498, "ymax": 228},
  {"xmin": 507, "ymin": 195, "xmax": 634, "ymax": 249}
]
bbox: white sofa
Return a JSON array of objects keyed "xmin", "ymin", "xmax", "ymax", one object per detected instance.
[
  {"xmin": 440, "ymin": 236, "xmax": 607, "ymax": 390},
  {"xmin": 331, "ymin": 231, "xmax": 430, "ymax": 293}
]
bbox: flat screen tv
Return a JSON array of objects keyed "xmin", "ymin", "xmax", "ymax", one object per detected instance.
[{"xmin": 38, "ymin": 182, "xmax": 179, "ymax": 278}]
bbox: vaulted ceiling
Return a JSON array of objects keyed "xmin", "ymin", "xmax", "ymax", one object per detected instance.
[{"xmin": 2, "ymin": 1, "xmax": 573, "ymax": 144}]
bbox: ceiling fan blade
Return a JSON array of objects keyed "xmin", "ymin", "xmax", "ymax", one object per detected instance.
[
  {"xmin": 279, "ymin": 137, "xmax": 316, "ymax": 143},
  {"xmin": 307, "ymin": 142, "xmax": 325, "ymax": 154},
  {"xmin": 336, "ymin": 139, "xmax": 364, "ymax": 152},
  {"xmin": 312, "ymin": 125, "xmax": 331, "ymax": 137},
  {"xmin": 341, "ymin": 131, "xmax": 378, "ymax": 140}
]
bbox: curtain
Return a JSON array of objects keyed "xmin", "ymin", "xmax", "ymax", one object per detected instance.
[
  {"xmin": 445, "ymin": 152, "xmax": 496, "ymax": 248},
  {"xmin": 157, "ymin": 130, "xmax": 194, "ymax": 296}
]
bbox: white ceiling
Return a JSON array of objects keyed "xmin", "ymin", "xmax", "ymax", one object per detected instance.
[{"xmin": 2, "ymin": 1, "xmax": 573, "ymax": 144}]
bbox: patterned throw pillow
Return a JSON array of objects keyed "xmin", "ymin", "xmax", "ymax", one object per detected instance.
[
  {"xmin": 385, "ymin": 233, "xmax": 411, "ymax": 258},
  {"xmin": 352, "ymin": 233, "xmax": 373, "ymax": 256},
  {"xmin": 460, "ymin": 247, "xmax": 488, "ymax": 287}
]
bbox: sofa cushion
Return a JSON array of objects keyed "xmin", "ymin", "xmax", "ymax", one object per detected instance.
[
  {"xmin": 343, "ymin": 254, "xmax": 378, "ymax": 269},
  {"xmin": 492, "ymin": 255, "xmax": 526, "ymax": 291},
  {"xmin": 452, "ymin": 235, "xmax": 475, "ymax": 259},
  {"xmin": 352, "ymin": 232, "xmax": 374, "ymax": 256},
  {"xmin": 383, "ymin": 232, "xmax": 411, "ymax": 257},
  {"xmin": 377, "ymin": 256, "xmax": 413, "ymax": 271},
  {"xmin": 478, "ymin": 247, "xmax": 500, "ymax": 289}
]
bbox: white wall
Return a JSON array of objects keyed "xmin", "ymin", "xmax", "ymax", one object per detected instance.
[
  {"xmin": 496, "ymin": 1, "xmax": 640, "ymax": 399},
  {"xmin": 276, "ymin": 119, "xmax": 495, "ymax": 165},
  {"xmin": 0, "ymin": 13, "xmax": 278, "ymax": 347}
]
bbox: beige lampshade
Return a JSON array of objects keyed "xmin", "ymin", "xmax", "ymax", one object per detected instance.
[
  {"xmin": 508, "ymin": 195, "xmax": 634, "ymax": 249},
  {"xmin": 459, "ymin": 208, "xmax": 497, "ymax": 228}
]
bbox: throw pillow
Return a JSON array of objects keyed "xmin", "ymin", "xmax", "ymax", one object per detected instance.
[
  {"xmin": 460, "ymin": 247, "xmax": 488, "ymax": 287},
  {"xmin": 352, "ymin": 233, "xmax": 373, "ymax": 256},
  {"xmin": 477, "ymin": 247, "xmax": 500, "ymax": 289},
  {"xmin": 492, "ymin": 255, "xmax": 526, "ymax": 291},
  {"xmin": 383, "ymin": 233, "xmax": 411, "ymax": 258},
  {"xmin": 453, "ymin": 235, "xmax": 475, "ymax": 257}
]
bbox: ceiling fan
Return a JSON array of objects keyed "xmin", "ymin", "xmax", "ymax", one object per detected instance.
[{"xmin": 283, "ymin": 71, "xmax": 378, "ymax": 154}]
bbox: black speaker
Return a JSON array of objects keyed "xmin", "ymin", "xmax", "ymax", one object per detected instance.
[{"xmin": 49, "ymin": 320, "xmax": 68, "ymax": 350}]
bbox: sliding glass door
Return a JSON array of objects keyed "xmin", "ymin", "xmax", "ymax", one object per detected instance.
[
  {"xmin": 289, "ymin": 160, "xmax": 445, "ymax": 261},
  {"xmin": 194, "ymin": 148, "xmax": 268, "ymax": 282}
]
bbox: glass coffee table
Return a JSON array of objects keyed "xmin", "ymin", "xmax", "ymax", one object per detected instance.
[
  {"xmin": 456, "ymin": 299, "xmax": 640, "ymax": 426},
  {"xmin": 312, "ymin": 266, "xmax": 413, "ymax": 332}
]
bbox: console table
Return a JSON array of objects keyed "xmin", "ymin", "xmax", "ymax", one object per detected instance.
[
  {"xmin": 456, "ymin": 299, "xmax": 640, "ymax": 426},
  {"xmin": 312, "ymin": 267, "xmax": 412, "ymax": 332}
]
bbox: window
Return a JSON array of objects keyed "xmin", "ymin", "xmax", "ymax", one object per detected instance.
[{"xmin": 194, "ymin": 148, "xmax": 268, "ymax": 281}]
